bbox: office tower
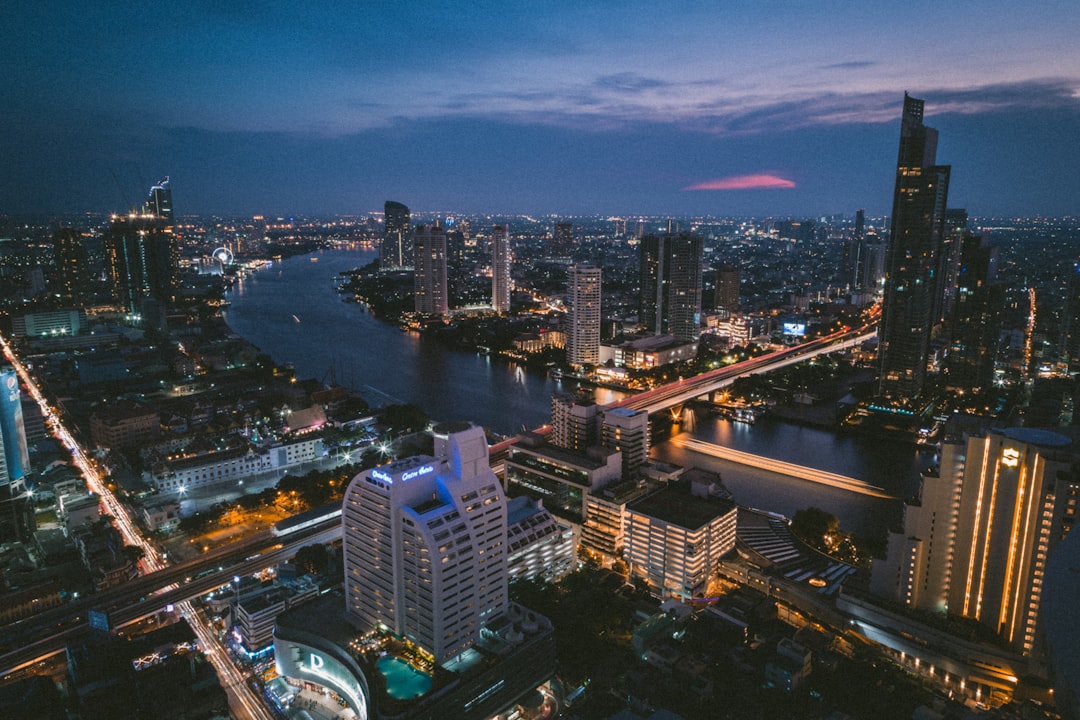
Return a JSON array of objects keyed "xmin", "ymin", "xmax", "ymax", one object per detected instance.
[
  {"xmin": 613, "ymin": 218, "xmax": 626, "ymax": 237},
  {"xmin": 639, "ymin": 232, "xmax": 704, "ymax": 342},
  {"xmin": 104, "ymin": 205, "xmax": 178, "ymax": 316},
  {"xmin": 491, "ymin": 224, "xmax": 510, "ymax": 313},
  {"xmin": 413, "ymin": 223, "xmax": 448, "ymax": 316},
  {"xmin": 878, "ymin": 93, "xmax": 951, "ymax": 402},
  {"xmin": 552, "ymin": 222, "xmax": 574, "ymax": 257},
  {"xmin": 0, "ymin": 369, "xmax": 34, "ymax": 543},
  {"xmin": 714, "ymin": 264, "xmax": 740, "ymax": 317},
  {"xmin": 945, "ymin": 235, "xmax": 1003, "ymax": 393},
  {"xmin": 600, "ymin": 407, "xmax": 649, "ymax": 480},
  {"xmin": 937, "ymin": 208, "xmax": 969, "ymax": 327},
  {"xmin": 871, "ymin": 429, "xmax": 1078, "ymax": 655},
  {"xmin": 1061, "ymin": 265, "xmax": 1080, "ymax": 370},
  {"xmin": 567, "ymin": 265, "xmax": 601, "ymax": 368},
  {"xmin": 145, "ymin": 177, "xmax": 173, "ymax": 221},
  {"xmin": 52, "ymin": 227, "xmax": 89, "ymax": 305},
  {"xmin": 855, "ymin": 209, "xmax": 865, "ymax": 238},
  {"xmin": 550, "ymin": 393, "xmax": 599, "ymax": 450},
  {"xmin": 343, "ymin": 426, "xmax": 508, "ymax": 663},
  {"xmin": 382, "ymin": 200, "xmax": 411, "ymax": 270}
]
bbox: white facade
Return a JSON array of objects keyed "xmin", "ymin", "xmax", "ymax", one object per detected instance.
[
  {"xmin": 567, "ymin": 265, "xmax": 601, "ymax": 367},
  {"xmin": 343, "ymin": 426, "xmax": 509, "ymax": 663},
  {"xmin": 146, "ymin": 436, "xmax": 325, "ymax": 493}
]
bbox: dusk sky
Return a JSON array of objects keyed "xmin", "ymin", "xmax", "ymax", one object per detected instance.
[{"xmin": 4, "ymin": 0, "xmax": 1080, "ymax": 218}]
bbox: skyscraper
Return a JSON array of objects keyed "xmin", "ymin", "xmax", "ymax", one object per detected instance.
[
  {"xmin": 567, "ymin": 265, "xmax": 601, "ymax": 368},
  {"xmin": 52, "ymin": 227, "xmax": 89, "ymax": 305},
  {"xmin": 145, "ymin": 177, "xmax": 173, "ymax": 221},
  {"xmin": 552, "ymin": 222, "xmax": 574, "ymax": 257},
  {"xmin": 872, "ymin": 429, "xmax": 1078, "ymax": 656},
  {"xmin": 343, "ymin": 426, "xmax": 509, "ymax": 663},
  {"xmin": 945, "ymin": 234, "xmax": 1003, "ymax": 393},
  {"xmin": 878, "ymin": 94, "xmax": 951, "ymax": 402},
  {"xmin": 413, "ymin": 223, "xmax": 448, "ymax": 316},
  {"xmin": 0, "ymin": 369, "xmax": 34, "ymax": 543},
  {"xmin": 491, "ymin": 224, "xmax": 510, "ymax": 313},
  {"xmin": 639, "ymin": 233, "xmax": 703, "ymax": 342},
  {"xmin": 382, "ymin": 200, "xmax": 411, "ymax": 270},
  {"xmin": 714, "ymin": 264, "xmax": 740, "ymax": 318},
  {"xmin": 104, "ymin": 183, "xmax": 178, "ymax": 318}
]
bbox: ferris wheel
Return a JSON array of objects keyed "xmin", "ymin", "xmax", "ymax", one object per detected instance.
[{"xmin": 213, "ymin": 246, "xmax": 234, "ymax": 267}]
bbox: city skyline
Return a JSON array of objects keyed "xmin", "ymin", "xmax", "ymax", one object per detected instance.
[{"xmin": 4, "ymin": 2, "xmax": 1080, "ymax": 217}]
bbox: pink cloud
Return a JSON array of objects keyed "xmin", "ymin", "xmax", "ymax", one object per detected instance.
[{"xmin": 683, "ymin": 173, "xmax": 796, "ymax": 191}]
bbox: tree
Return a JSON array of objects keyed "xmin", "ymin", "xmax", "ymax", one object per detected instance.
[
  {"xmin": 295, "ymin": 543, "xmax": 329, "ymax": 576},
  {"xmin": 791, "ymin": 506, "xmax": 840, "ymax": 551}
]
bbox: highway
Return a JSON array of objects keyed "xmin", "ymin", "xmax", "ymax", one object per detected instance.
[
  {"xmin": 1, "ymin": 332, "xmax": 282, "ymax": 720},
  {"xmin": 607, "ymin": 325, "xmax": 876, "ymax": 416}
]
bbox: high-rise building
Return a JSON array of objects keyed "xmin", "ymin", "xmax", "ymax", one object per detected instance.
[
  {"xmin": 937, "ymin": 208, "xmax": 969, "ymax": 328},
  {"xmin": 878, "ymin": 94, "xmax": 951, "ymax": 402},
  {"xmin": 567, "ymin": 265, "xmax": 601, "ymax": 368},
  {"xmin": 552, "ymin": 222, "xmax": 574, "ymax": 257},
  {"xmin": 491, "ymin": 224, "xmax": 510, "ymax": 313},
  {"xmin": 600, "ymin": 407, "xmax": 649, "ymax": 480},
  {"xmin": 382, "ymin": 200, "xmax": 411, "ymax": 270},
  {"xmin": 714, "ymin": 264, "xmax": 740, "ymax": 317},
  {"xmin": 343, "ymin": 426, "xmax": 508, "ymax": 663},
  {"xmin": 0, "ymin": 369, "xmax": 34, "ymax": 543},
  {"xmin": 413, "ymin": 224, "xmax": 448, "ymax": 316},
  {"xmin": 145, "ymin": 177, "xmax": 173, "ymax": 221},
  {"xmin": 550, "ymin": 393, "xmax": 599, "ymax": 451},
  {"xmin": 104, "ymin": 210, "xmax": 177, "ymax": 316},
  {"xmin": 871, "ymin": 428, "xmax": 1078, "ymax": 656},
  {"xmin": 945, "ymin": 234, "xmax": 1003, "ymax": 393},
  {"xmin": 639, "ymin": 233, "xmax": 703, "ymax": 342},
  {"xmin": 52, "ymin": 227, "xmax": 89, "ymax": 305}
]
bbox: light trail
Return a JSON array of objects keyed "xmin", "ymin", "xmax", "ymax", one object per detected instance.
[
  {"xmin": 1, "ymin": 331, "xmax": 275, "ymax": 720},
  {"xmin": 675, "ymin": 437, "xmax": 895, "ymax": 499}
]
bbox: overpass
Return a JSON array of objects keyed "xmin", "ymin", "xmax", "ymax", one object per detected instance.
[{"xmin": 607, "ymin": 325, "xmax": 875, "ymax": 416}]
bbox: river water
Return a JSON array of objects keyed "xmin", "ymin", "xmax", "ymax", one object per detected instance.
[{"xmin": 224, "ymin": 248, "xmax": 928, "ymax": 536}]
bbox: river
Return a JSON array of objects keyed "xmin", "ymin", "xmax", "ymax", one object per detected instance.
[{"xmin": 224, "ymin": 248, "xmax": 928, "ymax": 536}]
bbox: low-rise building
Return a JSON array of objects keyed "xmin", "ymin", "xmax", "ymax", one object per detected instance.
[
  {"xmin": 506, "ymin": 497, "xmax": 576, "ymax": 583},
  {"xmin": 90, "ymin": 400, "xmax": 161, "ymax": 449},
  {"xmin": 504, "ymin": 433, "xmax": 621, "ymax": 523},
  {"xmin": 599, "ymin": 334, "xmax": 698, "ymax": 370}
]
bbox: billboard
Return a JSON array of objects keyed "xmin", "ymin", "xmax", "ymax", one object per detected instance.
[{"xmin": 782, "ymin": 321, "xmax": 807, "ymax": 337}]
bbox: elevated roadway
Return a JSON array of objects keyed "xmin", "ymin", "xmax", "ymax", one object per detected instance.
[{"xmin": 607, "ymin": 325, "xmax": 875, "ymax": 416}]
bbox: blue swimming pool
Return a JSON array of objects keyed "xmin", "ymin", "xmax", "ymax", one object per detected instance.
[{"xmin": 376, "ymin": 656, "xmax": 433, "ymax": 699}]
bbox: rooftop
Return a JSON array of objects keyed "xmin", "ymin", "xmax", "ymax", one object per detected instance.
[{"xmin": 629, "ymin": 484, "xmax": 736, "ymax": 530}]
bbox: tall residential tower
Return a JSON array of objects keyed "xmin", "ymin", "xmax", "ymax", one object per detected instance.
[
  {"xmin": 491, "ymin": 224, "xmax": 510, "ymax": 313},
  {"xmin": 567, "ymin": 265, "xmax": 601, "ymax": 368},
  {"xmin": 639, "ymin": 233, "xmax": 704, "ymax": 342},
  {"xmin": 877, "ymin": 94, "xmax": 951, "ymax": 402},
  {"xmin": 413, "ymin": 223, "xmax": 448, "ymax": 317}
]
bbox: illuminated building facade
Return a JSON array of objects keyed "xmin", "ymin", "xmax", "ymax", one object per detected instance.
[
  {"xmin": 343, "ymin": 426, "xmax": 508, "ymax": 663},
  {"xmin": 872, "ymin": 428, "xmax": 1078, "ymax": 656},
  {"xmin": 567, "ymin": 265, "xmax": 601, "ymax": 367},
  {"xmin": 491, "ymin": 224, "xmax": 510, "ymax": 312},
  {"xmin": 382, "ymin": 200, "xmax": 411, "ymax": 270},
  {"xmin": 878, "ymin": 94, "xmax": 951, "ymax": 402},
  {"xmin": 639, "ymin": 232, "xmax": 704, "ymax": 342},
  {"xmin": 145, "ymin": 177, "xmax": 173, "ymax": 221},
  {"xmin": 412, "ymin": 223, "xmax": 448, "ymax": 316},
  {"xmin": 600, "ymin": 406, "xmax": 649, "ymax": 480},
  {"xmin": 0, "ymin": 369, "xmax": 34, "ymax": 543}
]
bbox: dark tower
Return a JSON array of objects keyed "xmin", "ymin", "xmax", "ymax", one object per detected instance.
[
  {"xmin": 639, "ymin": 233, "xmax": 704, "ymax": 342},
  {"xmin": 552, "ymin": 222, "xmax": 574, "ymax": 257},
  {"xmin": 878, "ymin": 94, "xmax": 951, "ymax": 402},
  {"xmin": 52, "ymin": 227, "xmax": 89, "ymax": 305},
  {"xmin": 146, "ymin": 177, "xmax": 173, "ymax": 221},
  {"xmin": 945, "ymin": 234, "xmax": 1003, "ymax": 393},
  {"xmin": 714, "ymin": 264, "xmax": 740, "ymax": 318},
  {"xmin": 382, "ymin": 201, "xmax": 411, "ymax": 270}
]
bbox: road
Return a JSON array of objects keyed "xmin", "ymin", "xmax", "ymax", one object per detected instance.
[{"xmin": 1, "ymin": 332, "xmax": 279, "ymax": 720}]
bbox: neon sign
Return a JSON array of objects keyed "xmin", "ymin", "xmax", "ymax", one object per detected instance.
[
  {"xmin": 402, "ymin": 465, "xmax": 434, "ymax": 482},
  {"xmin": 371, "ymin": 469, "xmax": 392, "ymax": 483},
  {"xmin": 1001, "ymin": 448, "xmax": 1020, "ymax": 468}
]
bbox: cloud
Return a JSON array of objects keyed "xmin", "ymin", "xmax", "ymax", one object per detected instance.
[
  {"xmin": 683, "ymin": 174, "xmax": 796, "ymax": 191},
  {"xmin": 593, "ymin": 73, "xmax": 671, "ymax": 92},
  {"xmin": 821, "ymin": 61, "xmax": 876, "ymax": 70}
]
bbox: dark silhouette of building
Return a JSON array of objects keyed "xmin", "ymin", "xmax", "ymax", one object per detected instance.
[
  {"xmin": 936, "ymin": 208, "xmax": 969, "ymax": 331},
  {"xmin": 104, "ymin": 180, "xmax": 178, "ymax": 319},
  {"xmin": 714, "ymin": 264, "xmax": 740, "ymax": 317},
  {"xmin": 382, "ymin": 200, "xmax": 411, "ymax": 270},
  {"xmin": 413, "ymin": 223, "xmax": 448, "ymax": 316},
  {"xmin": 552, "ymin": 222, "xmax": 574, "ymax": 257},
  {"xmin": 639, "ymin": 233, "xmax": 703, "ymax": 342},
  {"xmin": 945, "ymin": 234, "xmax": 1003, "ymax": 393},
  {"xmin": 878, "ymin": 94, "xmax": 951, "ymax": 402},
  {"xmin": 52, "ymin": 227, "xmax": 89, "ymax": 305},
  {"xmin": 145, "ymin": 177, "xmax": 173, "ymax": 221}
]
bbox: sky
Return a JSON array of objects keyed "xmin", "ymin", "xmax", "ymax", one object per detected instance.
[{"xmin": 3, "ymin": 0, "xmax": 1080, "ymax": 218}]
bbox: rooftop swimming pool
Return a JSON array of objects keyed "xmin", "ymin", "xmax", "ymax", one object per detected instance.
[{"xmin": 376, "ymin": 656, "xmax": 432, "ymax": 700}]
